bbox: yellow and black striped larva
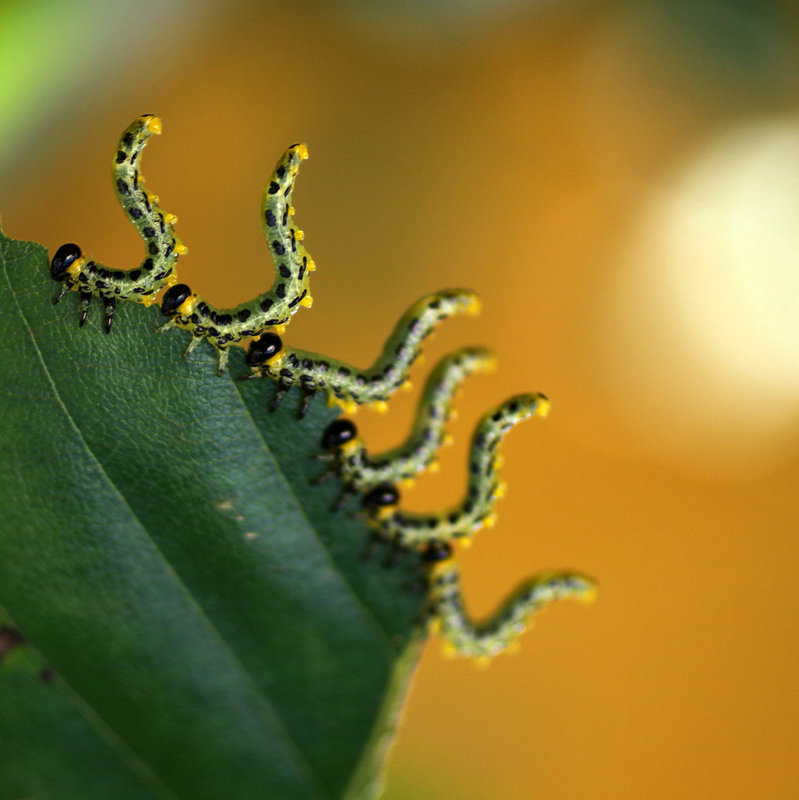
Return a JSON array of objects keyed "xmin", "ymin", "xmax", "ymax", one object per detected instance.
[
  {"xmin": 50, "ymin": 115, "xmax": 186, "ymax": 332},
  {"xmin": 361, "ymin": 393, "xmax": 550, "ymax": 549},
  {"xmin": 159, "ymin": 143, "xmax": 314, "ymax": 374},
  {"xmin": 421, "ymin": 542, "xmax": 596, "ymax": 664},
  {"xmin": 315, "ymin": 347, "xmax": 496, "ymax": 508},
  {"xmin": 243, "ymin": 289, "xmax": 482, "ymax": 417}
]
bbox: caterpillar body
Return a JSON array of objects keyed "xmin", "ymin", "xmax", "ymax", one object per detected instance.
[
  {"xmin": 421, "ymin": 542, "xmax": 596, "ymax": 662},
  {"xmin": 317, "ymin": 347, "xmax": 496, "ymax": 505},
  {"xmin": 159, "ymin": 143, "xmax": 314, "ymax": 373},
  {"xmin": 243, "ymin": 289, "xmax": 482, "ymax": 416},
  {"xmin": 361, "ymin": 392, "xmax": 550, "ymax": 548},
  {"xmin": 50, "ymin": 114, "xmax": 185, "ymax": 332}
]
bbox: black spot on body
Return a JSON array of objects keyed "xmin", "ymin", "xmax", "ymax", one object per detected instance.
[
  {"xmin": 117, "ymin": 179, "xmax": 129, "ymax": 195},
  {"xmin": 115, "ymin": 151, "xmax": 127, "ymax": 164},
  {"xmin": 272, "ymin": 241, "xmax": 286, "ymax": 255},
  {"xmin": 265, "ymin": 210, "xmax": 277, "ymax": 226}
]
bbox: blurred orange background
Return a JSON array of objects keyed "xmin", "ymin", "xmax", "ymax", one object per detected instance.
[{"xmin": 2, "ymin": 1, "xmax": 798, "ymax": 797}]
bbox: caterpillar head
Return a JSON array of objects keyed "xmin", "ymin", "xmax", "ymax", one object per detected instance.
[
  {"xmin": 245, "ymin": 332, "xmax": 284, "ymax": 368},
  {"xmin": 362, "ymin": 483, "xmax": 400, "ymax": 520},
  {"xmin": 321, "ymin": 419, "xmax": 358, "ymax": 452},
  {"xmin": 421, "ymin": 541, "xmax": 453, "ymax": 564},
  {"xmin": 50, "ymin": 243, "xmax": 82, "ymax": 283},
  {"xmin": 160, "ymin": 283, "xmax": 194, "ymax": 317}
]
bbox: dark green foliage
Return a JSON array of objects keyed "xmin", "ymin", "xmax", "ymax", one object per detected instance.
[{"xmin": 0, "ymin": 229, "xmax": 426, "ymax": 800}]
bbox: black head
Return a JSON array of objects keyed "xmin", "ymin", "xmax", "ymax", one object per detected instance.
[
  {"xmin": 50, "ymin": 243, "xmax": 81, "ymax": 282},
  {"xmin": 322, "ymin": 419, "xmax": 358, "ymax": 451},
  {"xmin": 362, "ymin": 483, "xmax": 400, "ymax": 511},
  {"xmin": 246, "ymin": 332, "xmax": 283, "ymax": 367},
  {"xmin": 421, "ymin": 541, "xmax": 453, "ymax": 563},
  {"xmin": 161, "ymin": 283, "xmax": 192, "ymax": 316}
]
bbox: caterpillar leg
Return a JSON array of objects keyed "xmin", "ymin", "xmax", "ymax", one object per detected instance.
[
  {"xmin": 362, "ymin": 393, "xmax": 550, "ymax": 548},
  {"xmin": 422, "ymin": 542, "xmax": 596, "ymax": 663},
  {"xmin": 78, "ymin": 291, "xmax": 93, "ymax": 327},
  {"xmin": 315, "ymin": 347, "xmax": 495, "ymax": 499},
  {"xmin": 50, "ymin": 115, "xmax": 185, "ymax": 329},
  {"xmin": 158, "ymin": 143, "xmax": 314, "ymax": 373},
  {"xmin": 102, "ymin": 295, "xmax": 117, "ymax": 334},
  {"xmin": 244, "ymin": 289, "xmax": 482, "ymax": 414},
  {"xmin": 298, "ymin": 384, "xmax": 316, "ymax": 418}
]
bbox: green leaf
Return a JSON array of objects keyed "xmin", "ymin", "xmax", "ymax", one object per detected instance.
[{"xmin": 0, "ymin": 228, "xmax": 427, "ymax": 800}]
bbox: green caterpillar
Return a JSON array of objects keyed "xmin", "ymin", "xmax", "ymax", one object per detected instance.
[
  {"xmin": 159, "ymin": 143, "xmax": 314, "ymax": 374},
  {"xmin": 421, "ymin": 542, "xmax": 596, "ymax": 663},
  {"xmin": 316, "ymin": 347, "xmax": 496, "ymax": 506},
  {"xmin": 50, "ymin": 114, "xmax": 186, "ymax": 332},
  {"xmin": 360, "ymin": 392, "xmax": 550, "ymax": 548},
  {"xmin": 243, "ymin": 289, "xmax": 482, "ymax": 416}
]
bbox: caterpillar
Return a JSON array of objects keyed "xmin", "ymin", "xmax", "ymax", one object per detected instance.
[
  {"xmin": 360, "ymin": 392, "xmax": 550, "ymax": 548},
  {"xmin": 50, "ymin": 114, "xmax": 186, "ymax": 332},
  {"xmin": 158, "ymin": 143, "xmax": 314, "ymax": 374},
  {"xmin": 243, "ymin": 289, "xmax": 482, "ymax": 416},
  {"xmin": 421, "ymin": 541, "xmax": 596, "ymax": 663},
  {"xmin": 316, "ymin": 346, "xmax": 496, "ymax": 506}
]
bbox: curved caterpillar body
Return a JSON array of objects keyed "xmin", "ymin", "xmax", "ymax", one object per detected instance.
[
  {"xmin": 243, "ymin": 289, "xmax": 482, "ymax": 416},
  {"xmin": 361, "ymin": 392, "xmax": 550, "ymax": 548},
  {"xmin": 159, "ymin": 144, "xmax": 314, "ymax": 373},
  {"xmin": 422, "ymin": 542, "xmax": 596, "ymax": 662},
  {"xmin": 50, "ymin": 115, "xmax": 185, "ymax": 332},
  {"xmin": 316, "ymin": 347, "xmax": 496, "ymax": 505}
]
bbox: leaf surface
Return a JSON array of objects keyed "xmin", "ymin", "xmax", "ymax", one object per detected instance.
[{"xmin": 0, "ymin": 230, "xmax": 426, "ymax": 800}]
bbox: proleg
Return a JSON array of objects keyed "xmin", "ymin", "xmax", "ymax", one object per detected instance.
[{"xmin": 50, "ymin": 115, "xmax": 185, "ymax": 333}]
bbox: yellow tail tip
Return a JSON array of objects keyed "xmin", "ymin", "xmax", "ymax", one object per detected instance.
[
  {"xmin": 536, "ymin": 397, "xmax": 551, "ymax": 418},
  {"xmin": 577, "ymin": 584, "xmax": 599, "ymax": 605},
  {"xmin": 295, "ymin": 143, "xmax": 309, "ymax": 160},
  {"xmin": 466, "ymin": 295, "xmax": 482, "ymax": 316},
  {"xmin": 146, "ymin": 116, "xmax": 162, "ymax": 135}
]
